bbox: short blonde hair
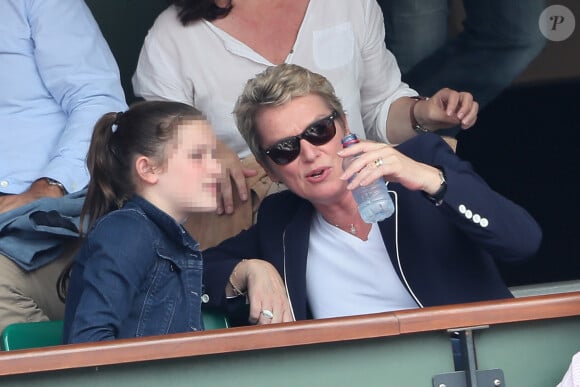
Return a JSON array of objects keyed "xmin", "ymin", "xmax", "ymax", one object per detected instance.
[{"xmin": 234, "ymin": 64, "xmax": 346, "ymax": 166}]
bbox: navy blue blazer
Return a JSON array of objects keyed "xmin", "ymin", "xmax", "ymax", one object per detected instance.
[{"xmin": 203, "ymin": 134, "xmax": 542, "ymax": 321}]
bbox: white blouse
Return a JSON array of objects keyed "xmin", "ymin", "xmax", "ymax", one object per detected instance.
[{"xmin": 133, "ymin": 0, "xmax": 417, "ymax": 158}]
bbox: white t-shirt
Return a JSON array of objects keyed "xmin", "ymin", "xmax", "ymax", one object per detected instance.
[
  {"xmin": 306, "ymin": 212, "xmax": 418, "ymax": 319},
  {"xmin": 133, "ymin": 0, "xmax": 417, "ymax": 158}
]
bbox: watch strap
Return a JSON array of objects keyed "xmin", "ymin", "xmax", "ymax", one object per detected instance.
[{"xmin": 423, "ymin": 167, "xmax": 447, "ymax": 206}]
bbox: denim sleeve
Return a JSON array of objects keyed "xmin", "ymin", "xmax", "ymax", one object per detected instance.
[
  {"xmin": 28, "ymin": 0, "xmax": 127, "ymax": 192},
  {"xmin": 66, "ymin": 214, "xmax": 155, "ymax": 343}
]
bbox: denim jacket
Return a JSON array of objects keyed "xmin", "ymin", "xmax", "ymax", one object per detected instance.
[{"xmin": 63, "ymin": 195, "xmax": 204, "ymax": 343}]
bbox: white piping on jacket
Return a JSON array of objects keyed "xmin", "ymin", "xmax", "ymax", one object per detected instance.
[
  {"xmin": 280, "ymin": 191, "xmax": 424, "ymax": 321},
  {"xmin": 282, "ymin": 229, "xmax": 297, "ymax": 321},
  {"xmin": 391, "ymin": 190, "xmax": 423, "ymax": 308}
]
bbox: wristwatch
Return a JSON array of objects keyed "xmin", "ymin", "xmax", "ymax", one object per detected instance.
[
  {"xmin": 423, "ymin": 167, "xmax": 447, "ymax": 206},
  {"xmin": 40, "ymin": 177, "xmax": 68, "ymax": 195},
  {"xmin": 410, "ymin": 96, "xmax": 430, "ymax": 134}
]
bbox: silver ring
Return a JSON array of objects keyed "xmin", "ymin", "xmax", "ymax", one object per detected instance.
[
  {"xmin": 373, "ymin": 158, "xmax": 384, "ymax": 168},
  {"xmin": 261, "ymin": 309, "xmax": 274, "ymax": 319}
]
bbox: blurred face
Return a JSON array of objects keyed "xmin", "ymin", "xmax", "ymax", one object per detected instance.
[
  {"xmin": 257, "ymin": 94, "xmax": 349, "ymax": 206},
  {"xmin": 156, "ymin": 119, "xmax": 221, "ymax": 221}
]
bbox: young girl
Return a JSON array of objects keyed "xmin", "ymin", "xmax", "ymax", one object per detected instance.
[{"xmin": 62, "ymin": 101, "xmax": 221, "ymax": 343}]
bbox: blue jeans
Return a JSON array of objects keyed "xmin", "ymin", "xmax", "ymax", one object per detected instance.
[{"xmin": 379, "ymin": 0, "xmax": 546, "ymax": 136}]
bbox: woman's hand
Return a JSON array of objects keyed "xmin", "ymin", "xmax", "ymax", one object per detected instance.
[
  {"xmin": 338, "ymin": 141, "xmax": 443, "ymax": 196},
  {"xmin": 226, "ymin": 259, "xmax": 294, "ymax": 325},
  {"xmin": 215, "ymin": 140, "xmax": 258, "ymax": 215},
  {"xmin": 415, "ymin": 88, "xmax": 479, "ymax": 131}
]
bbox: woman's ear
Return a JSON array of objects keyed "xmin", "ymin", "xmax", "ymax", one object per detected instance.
[{"xmin": 135, "ymin": 156, "xmax": 159, "ymax": 185}]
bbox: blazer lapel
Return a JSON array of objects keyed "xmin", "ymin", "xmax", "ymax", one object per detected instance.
[{"xmin": 281, "ymin": 201, "xmax": 314, "ymax": 320}]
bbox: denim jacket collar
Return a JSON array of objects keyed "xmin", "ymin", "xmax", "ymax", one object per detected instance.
[{"xmin": 126, "ymin": 195, "xmax": 200, "ymax": 251}]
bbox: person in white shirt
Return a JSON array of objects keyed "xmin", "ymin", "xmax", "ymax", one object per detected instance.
[
  {"xmin": 202, "ymin": 64, "xmax": 540, "ymax": 323},
  {"xmin": 558, "ymin": 352, "xmax": 580, "ymax": 387},
  {"xmin": 133, "ymin": 0, "xmax": 477, "ymax": 249}
]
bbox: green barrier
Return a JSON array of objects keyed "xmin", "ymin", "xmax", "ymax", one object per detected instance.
[
  {"xmin": 0, "ymin": 292, "xmax": 579, "ymax": 387},
  {"xmin": 0, "ymin": 332, "xmax": 453, "ymax": 387},
  {"xmin": 476, "ymin": 317, "xmax": 580, "ymax": 386},
  {"xmin": 1, "ymin": 317, "xmax": 579, "ymax": 386}
]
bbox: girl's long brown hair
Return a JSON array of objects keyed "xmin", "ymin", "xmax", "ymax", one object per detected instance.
[{"xmin": 57, "ymin": 101, "xmax": 203, "ymax": 301}]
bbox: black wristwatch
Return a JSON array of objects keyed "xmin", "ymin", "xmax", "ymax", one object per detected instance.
[{"xmin": 423, "ymin": 167, "xmax": 447, "ymax": 206}]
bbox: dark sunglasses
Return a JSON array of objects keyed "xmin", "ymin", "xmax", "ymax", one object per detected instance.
[{"xmin": 262, "ymin": 111, "xmax": 338, "ymax": 165}]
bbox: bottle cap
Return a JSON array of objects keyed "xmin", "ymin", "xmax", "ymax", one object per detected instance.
[{"xmin": 341, "ymin": 133, "xmax": 359, "ymax": 148}]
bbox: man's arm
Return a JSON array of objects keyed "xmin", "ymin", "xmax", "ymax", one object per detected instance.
[{"xmin": 31, "ymin": 0, "xmax": 127, "ymax": 193}]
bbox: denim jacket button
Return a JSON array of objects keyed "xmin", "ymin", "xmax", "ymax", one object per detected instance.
[
  {"xmin": 201, "ymin": 293, "xmax": 210, "ymax": 303},
  {"xmin": 169, "ymin": 263, "xmax": 176, "ymax": 272}
]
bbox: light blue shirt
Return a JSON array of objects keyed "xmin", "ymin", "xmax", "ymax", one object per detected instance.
[{"xmin": 0, "ymin": 0, "xmax": 127, "ymax": 194}]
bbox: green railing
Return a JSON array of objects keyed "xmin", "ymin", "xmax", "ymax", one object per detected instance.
[{"xmin": 0, "ymin": 289, "xmax": 579, "ymax": 387}]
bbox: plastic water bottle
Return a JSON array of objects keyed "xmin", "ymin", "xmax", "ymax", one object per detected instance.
[{"xmin": 341, "ymin": 134, "xmax": 394, "ymax": 223}]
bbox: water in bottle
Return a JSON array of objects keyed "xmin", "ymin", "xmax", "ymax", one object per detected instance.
[{"xmin": 341, "ymin": 134, "xmax": 394, "ymax": 223}]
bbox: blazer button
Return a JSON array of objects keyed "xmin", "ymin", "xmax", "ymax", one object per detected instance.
[
  {"xmin": 480, "ymin": 218, "xmax": 489, "ymax": 228},
  {"xmin": 201, "ymin": 294, "xmax": 210, "ymax": 303},
  {"xmin": 458, "ymin": 204, "xmax": 466, "ymax": 214},
  {"xmin": 464, "ymin": 209, "xmax": 473, "ymax": 219},
  {"xmin": 472, "ymin": 214, "xmax": 481, "ymax": 223}
]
